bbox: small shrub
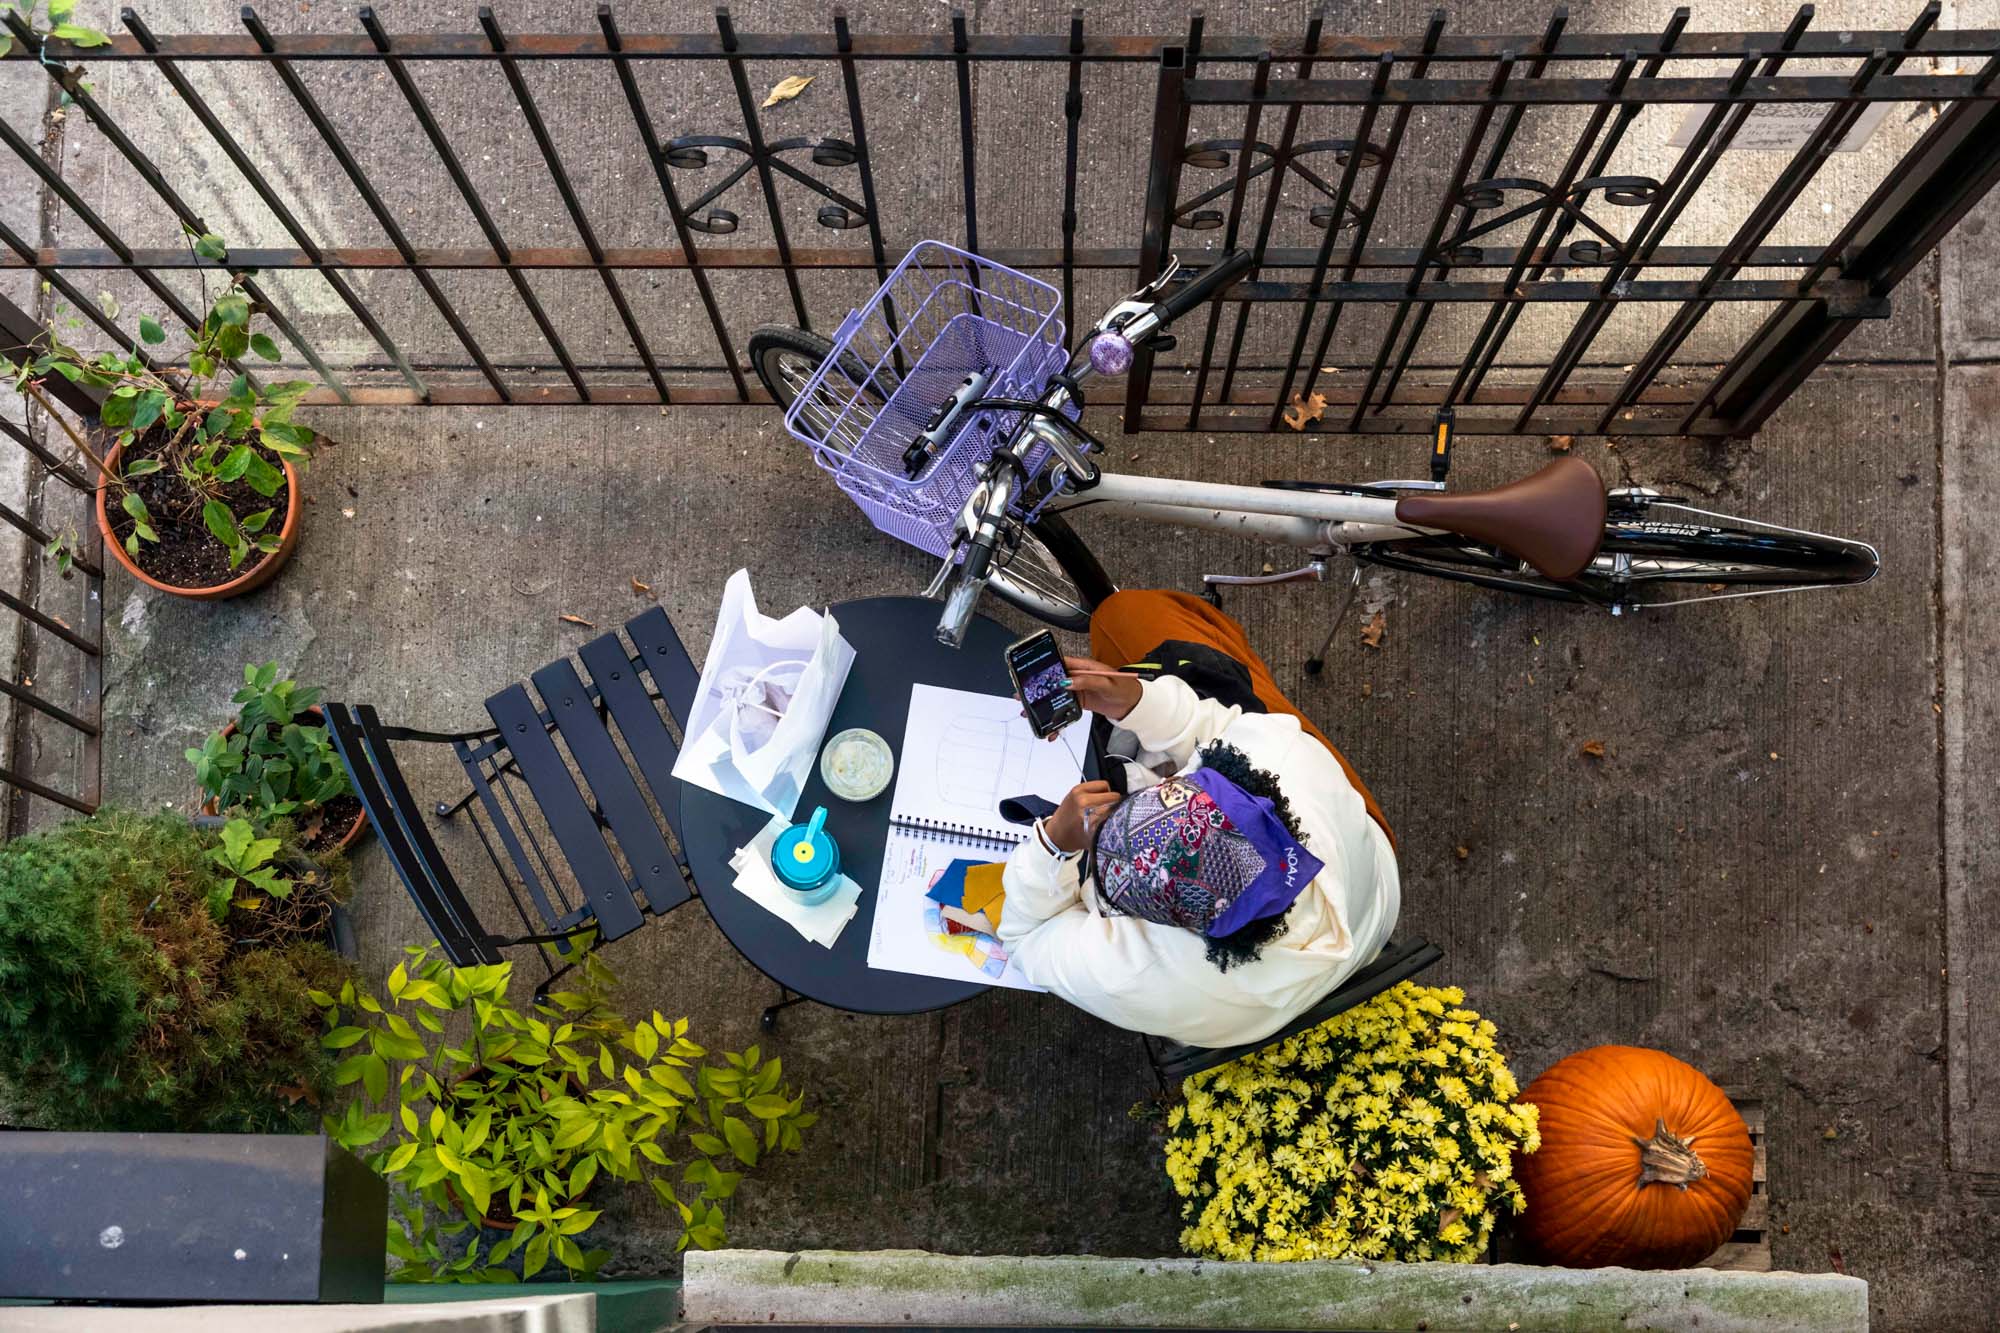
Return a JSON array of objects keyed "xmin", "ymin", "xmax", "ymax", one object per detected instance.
[
  {"xmin": 1165, "ymin": 982, "xmax": 1540, "ymax": 1264},
  {"xmin": 319, "ymin": 946, "xmax": 816, "ymax": 1282},
  {"xmin": 0, "ymin": 808, "xmax": 352, "ymax": 1132}
]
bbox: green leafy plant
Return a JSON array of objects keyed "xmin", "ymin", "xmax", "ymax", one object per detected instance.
[
  {"xmin": 0, "ymin": 808, "xmax": 353, "ymax": 1132},
  {"xmin": 205, "ymin": 815, "xmax": 293, "ymax": 921},
  {"xmin": 1, "ymin": 230, "xmax": 319, "ymax": 582},
  {"xmin": 188, "ymin": 662, "xmax": 354, "ymax": 829},
  {"xmin": 316, "ymin": 947, "xmax": 815, "ymax": 1282},
  {"xmin": 0, "ymin": 0, "xmax": 109, "ymax": 58}
]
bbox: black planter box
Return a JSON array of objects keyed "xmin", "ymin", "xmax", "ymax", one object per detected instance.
[{"xmin": 0, "ymin": 1131, "xmax": 385, "ymax": 1303}]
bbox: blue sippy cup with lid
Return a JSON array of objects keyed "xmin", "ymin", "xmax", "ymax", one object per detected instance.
[{"xmin": 772, "ymin": 806, "xmax": 840, "ymax": 905}]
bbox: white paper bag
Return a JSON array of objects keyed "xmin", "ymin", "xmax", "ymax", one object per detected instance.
[{"xmin": 671, "ymin": 570, "xmax": 856, "ymax": 821}]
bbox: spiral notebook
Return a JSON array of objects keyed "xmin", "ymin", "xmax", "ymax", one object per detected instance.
[{"xmin": 864, "ymin": 683, "xmax": 1090, "ymax": 991}]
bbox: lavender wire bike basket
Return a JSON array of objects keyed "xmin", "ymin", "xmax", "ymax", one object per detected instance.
[{"xmin": 780, "ymin": 241, "xmax": 1071, "ymax": 560}]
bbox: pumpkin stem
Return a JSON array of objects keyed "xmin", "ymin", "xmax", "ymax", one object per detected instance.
[{"xmin": 1632, "ymin": 1117, "xmax": 1708, "ymax": 1190}]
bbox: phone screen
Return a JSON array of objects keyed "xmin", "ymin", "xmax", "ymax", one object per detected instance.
[{"xmin": 1006, "ymin": 631, "xmax": 1078, "ymax": 739}]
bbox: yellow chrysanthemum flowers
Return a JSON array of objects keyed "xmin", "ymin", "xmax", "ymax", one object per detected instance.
[{"xmin": 1163, "ymin": 982, "xmax": 1540, "ymax": 1265}]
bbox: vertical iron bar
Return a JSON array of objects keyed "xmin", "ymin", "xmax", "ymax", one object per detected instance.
[
  {"xmin": 242, "ymin": 5, "xmax": 509, "ymax": 400},
  {"xmin": 1060, "ymin": 8, "xmax": 1084, "ymax": 347},
  {"xmin": 1517, "ymin": 6, "xmax": 1814, "ymax": 430},
  {"xmin": 1373, "ymin": 9, "xmax": 1566, "ymax": 418},
  {"xmin": 123, "ymin": 7, "xmax": 409, "ymax": 402},
  {"xmin": 833, "ymin": 7, "xmax": 902, "ymax": 374},
  {"xmin": 951, "ymin": 9, "xmax": 979, "ymax": 255},
  {"xmin": 1604, "ymin": 44, "xmax": 1893, "ymax": 433},
  {"xmin": 360, "ymin": 7, "xmax": 588, "ymax": 400},
  {"xmin": 716, "ymin": 7, "xmax": 808, "ymax": 329},
  {"xmin": 479, "ymin": 6, "xmax": 667, "ymax": 401},
  {"xmin": 599, "ymin": 4, "xmax": 748, "ymax": 399},
  {"xmin": 1269, "ymin": 50, "xmax": 1396, "ymax": 429},
  {"xmin": 1185, "ymin": 53, "xmax": 1269, "ymax": 429},
  {"xmin": 1711, "ymin": 49, "xmax": 2000, "ymax": 434},
  {"xmin": 1442, "ymin": 51, "xmax": 1637, "ymax": 406},
  {"xmin": 1677, "ymin": 2, "xmax": 1943, "ymax": 430},
  {"xmin": 1126, "ymin": 45, "xmax": 1190, "ymax": 434},
  {"xmin": 1216, "ymin": 10, "xmax": 1322, "ymax": 408},
  {"xmin": 1291, "ymin": 13, "xmax": 1448, "ymax": 427},
  {"xmin": 1347, "ymin": 50, "xmax": 1517, "ymax": 431},
  {"xmin": 1460, "ymin": 9, "xmax": 1688, "ymax": 401},
  {"xmin": 0, "ymin": 218, "xmax": 145, "ymax": 373},
  {"xmin": 0, "ymin": 113, "xmax": 214, "ymax": 344}
]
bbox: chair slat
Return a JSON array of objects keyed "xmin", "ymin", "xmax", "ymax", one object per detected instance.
[
  {"xmin": 579, "ymin": 631, "xmax": 690, "ymax": 858},
  {"xmin": 624, "ymin": 606, "xmax": 702, "ymax": 731},
  {"xmin": 325, "ymin": 704, "xmax": 498, "ymax": 965},
  {"xmin": 532, "ymin": 659, "xmax": 689, "ymax": 915},
  {"xmin": 484, "ymin": 685, "xmax": 647, "ymax": 941}
]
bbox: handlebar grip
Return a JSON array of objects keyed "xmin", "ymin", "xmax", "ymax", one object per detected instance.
[
  {"xmin": 935, "ymin": 535, "xmax": 999, "ymax": 648},
  {"xmin": 1156, "ymin": 250, "xmax": 1256, "ymax": 323}
]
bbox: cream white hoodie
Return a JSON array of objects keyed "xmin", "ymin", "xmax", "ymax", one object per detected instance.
[{"xmin": 995, "ymin": 675, "xmax": 1399, "ymax": 1047}]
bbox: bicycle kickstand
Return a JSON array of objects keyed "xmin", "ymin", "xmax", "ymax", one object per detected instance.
[{"xmin": 1305, "ymin": 560, "xmax": 1363, "ymax": 676}]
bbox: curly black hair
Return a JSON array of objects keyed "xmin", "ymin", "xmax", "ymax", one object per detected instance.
[{"xmin": 1193, "ymin": 741, "xmax": 1306, "ymax": 972}]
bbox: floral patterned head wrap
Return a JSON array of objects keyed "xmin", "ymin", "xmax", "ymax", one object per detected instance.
[{"xmin": 1090, "ymin": 767, "xmax": 1322, "ymax": 939}]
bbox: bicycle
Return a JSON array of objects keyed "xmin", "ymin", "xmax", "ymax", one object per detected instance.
[{"xmin": 750, "ymin": 242, "xmax": 1878, "ymax": 659}]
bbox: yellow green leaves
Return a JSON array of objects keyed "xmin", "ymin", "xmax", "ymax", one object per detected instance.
[{"xmin": 721, "ymin": 1115, "xmax": 759, "ymax": 1167}]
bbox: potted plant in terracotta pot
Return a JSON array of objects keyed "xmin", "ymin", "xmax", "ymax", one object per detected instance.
[
  {"xmin": 188, "ymin": 661, "xmax": 366, "ymax": 857},
  {"xmin": 2, "ymin": 229, "xmax": 320, "ymax": 599}
]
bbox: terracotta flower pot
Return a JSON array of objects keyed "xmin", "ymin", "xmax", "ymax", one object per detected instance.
[
  {"xmin": 197, "ymin": 705, "xmax": 369, "ymax": 854},
  {"xmin": 97, "ymin": 438, "xmax": 302, "ymax": 600}
]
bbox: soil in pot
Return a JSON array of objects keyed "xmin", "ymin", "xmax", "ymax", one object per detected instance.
[
  {"xmin": 294, "ymin": 793, "xmax": 365, "ymax": 858},
  {"xmin": 104, "ymin": 423, "xmax": 293, "ymax": 590}
]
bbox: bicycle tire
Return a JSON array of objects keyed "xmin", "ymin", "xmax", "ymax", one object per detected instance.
[
  {"xmin": 987, "ymin": 511, "xmax": 1116, "ymax": 632},
  {"xmin": 1362, "ymin": 491, "xmax": 1878, "ymax": 609},
  {"xmin": 750, "ymin": 326, "xmax": 1114, "ymax": 631},
  {"xmin": 747, "ymin": 325, "xmax": 894, "ymax": 454}
]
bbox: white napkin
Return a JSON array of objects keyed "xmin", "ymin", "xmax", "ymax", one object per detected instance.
[{"xmin": 728, "ymin": 814, "xmax": 862, "ymax": 949}]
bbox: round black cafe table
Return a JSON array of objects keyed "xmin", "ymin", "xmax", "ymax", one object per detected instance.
[{"xmin": 677, "ymin": 595, "xmax": 1027, "ymax": 1016}]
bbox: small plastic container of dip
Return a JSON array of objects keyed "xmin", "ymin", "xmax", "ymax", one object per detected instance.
[{"xmin": 820, "ymin": 727, "xmax": 894, "ymax": 802}]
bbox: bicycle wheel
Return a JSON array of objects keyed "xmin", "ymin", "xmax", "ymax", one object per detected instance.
[
  {"xmin": 987, "ymin": 511, "xmax": 1116, "ymax": 632},
  {"xmin": 1363, "ymin": 489, "xmax": 1878, "ymax": 610},
  {"xmin": 748, "ymin": 326, "xmax": 891, "ymax": 455}
]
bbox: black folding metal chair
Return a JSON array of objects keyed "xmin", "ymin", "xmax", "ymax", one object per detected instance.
[
  {"xmin": 1140, "ymin": 936, "xmax": 1444, "ymax": 1090},
  {"xmin": 325, "ymin": 606, "xmax": 703, "ymax": 989}
]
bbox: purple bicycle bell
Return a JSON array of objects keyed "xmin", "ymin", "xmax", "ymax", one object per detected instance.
[{"xmin": 1089, "ymin": 330, "xmax": 1135, "ymax": 376}]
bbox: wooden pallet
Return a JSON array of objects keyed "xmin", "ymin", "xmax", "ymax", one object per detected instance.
[{"xmin": 1700, "ymin": 1097, "xmax": 1771, "ymax": 1271}]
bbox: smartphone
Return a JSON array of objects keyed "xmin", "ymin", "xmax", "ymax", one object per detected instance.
[{"xmin": 1005, "ymin": 630, "xmax": 1081, "ymax": 740}]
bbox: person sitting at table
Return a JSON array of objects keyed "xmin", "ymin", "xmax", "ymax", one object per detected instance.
[{"xmin": 994, "ymin": 589, "xmax": 1399, "ymax": 1048}]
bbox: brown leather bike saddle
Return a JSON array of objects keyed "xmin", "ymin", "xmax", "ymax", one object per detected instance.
[{"xmin": 1393, "ymin": 457, "xmax": 1607, "ymax": 581}]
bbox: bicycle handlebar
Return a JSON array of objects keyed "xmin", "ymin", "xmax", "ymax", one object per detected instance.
[{"xmin": 1155, "ymin": 249, "xmax": 1255, "ymax": 324}]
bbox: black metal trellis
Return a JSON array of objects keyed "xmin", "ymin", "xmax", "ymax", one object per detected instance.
[{"xmin": 0, "ymin": 4, "xmax": 1994, "ymax": 443}]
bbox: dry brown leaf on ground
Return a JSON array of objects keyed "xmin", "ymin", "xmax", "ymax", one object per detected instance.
[
  {"xmin": 631, "ymin": 576, "xmax": 653, "ymax": 596},
  {"xmin": 1359, "ymin": 611, "xmax": 1385, "ymax": 649},
  {"xmin": 1580, "ymin": 739, "xmax": 1607, "ymax": 759},
  {"xmin": 762, "ymin": 74, "xmax": 815, "ymax": 108},
  {"xmin": 1437, "ymin": 1207, "xmax": 1463, "ymax": 1237},
  {"xmin": 1282, "ymin": 390, "xmax": 1327, "ymax": 431},
  {"xmin": 1549, "ymin": 434, "xmax": 1573, "ymax": 453},
  {"xmin": 1455, "ymin": 845, "xmax": 1470, "ymax": 860},
  {"xmin": 560, "ymin": 613, "xmax": 597, "ymax": 629}
]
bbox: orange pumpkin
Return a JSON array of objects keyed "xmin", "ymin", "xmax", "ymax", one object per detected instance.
[{"xmin": 1516, "ymin": 1045, "xmax": 1753, "ymax": 1269}]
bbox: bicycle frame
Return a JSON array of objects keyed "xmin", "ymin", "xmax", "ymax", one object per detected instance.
[{"xmin": 1045, "ymin": 472, "xmax": 1424, "ymax": 552}]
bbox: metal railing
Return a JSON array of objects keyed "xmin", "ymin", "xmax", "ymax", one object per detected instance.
[
  {"xmin": 3, "ymin": 5, "xmax": 1999, "ymax": 818},
  {"xmin": 2, "ymin": 6, "xmax": 1996, "ymax": 436}
]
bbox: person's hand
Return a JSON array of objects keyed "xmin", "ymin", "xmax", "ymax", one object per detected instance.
[
  {"xmin": 1045, "ymin": 780, "xmax": 1122, "ymax": 853},
  {"xmin": 1062, "ymin": 655, "xmax": 1143, "ymax": 721}
]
